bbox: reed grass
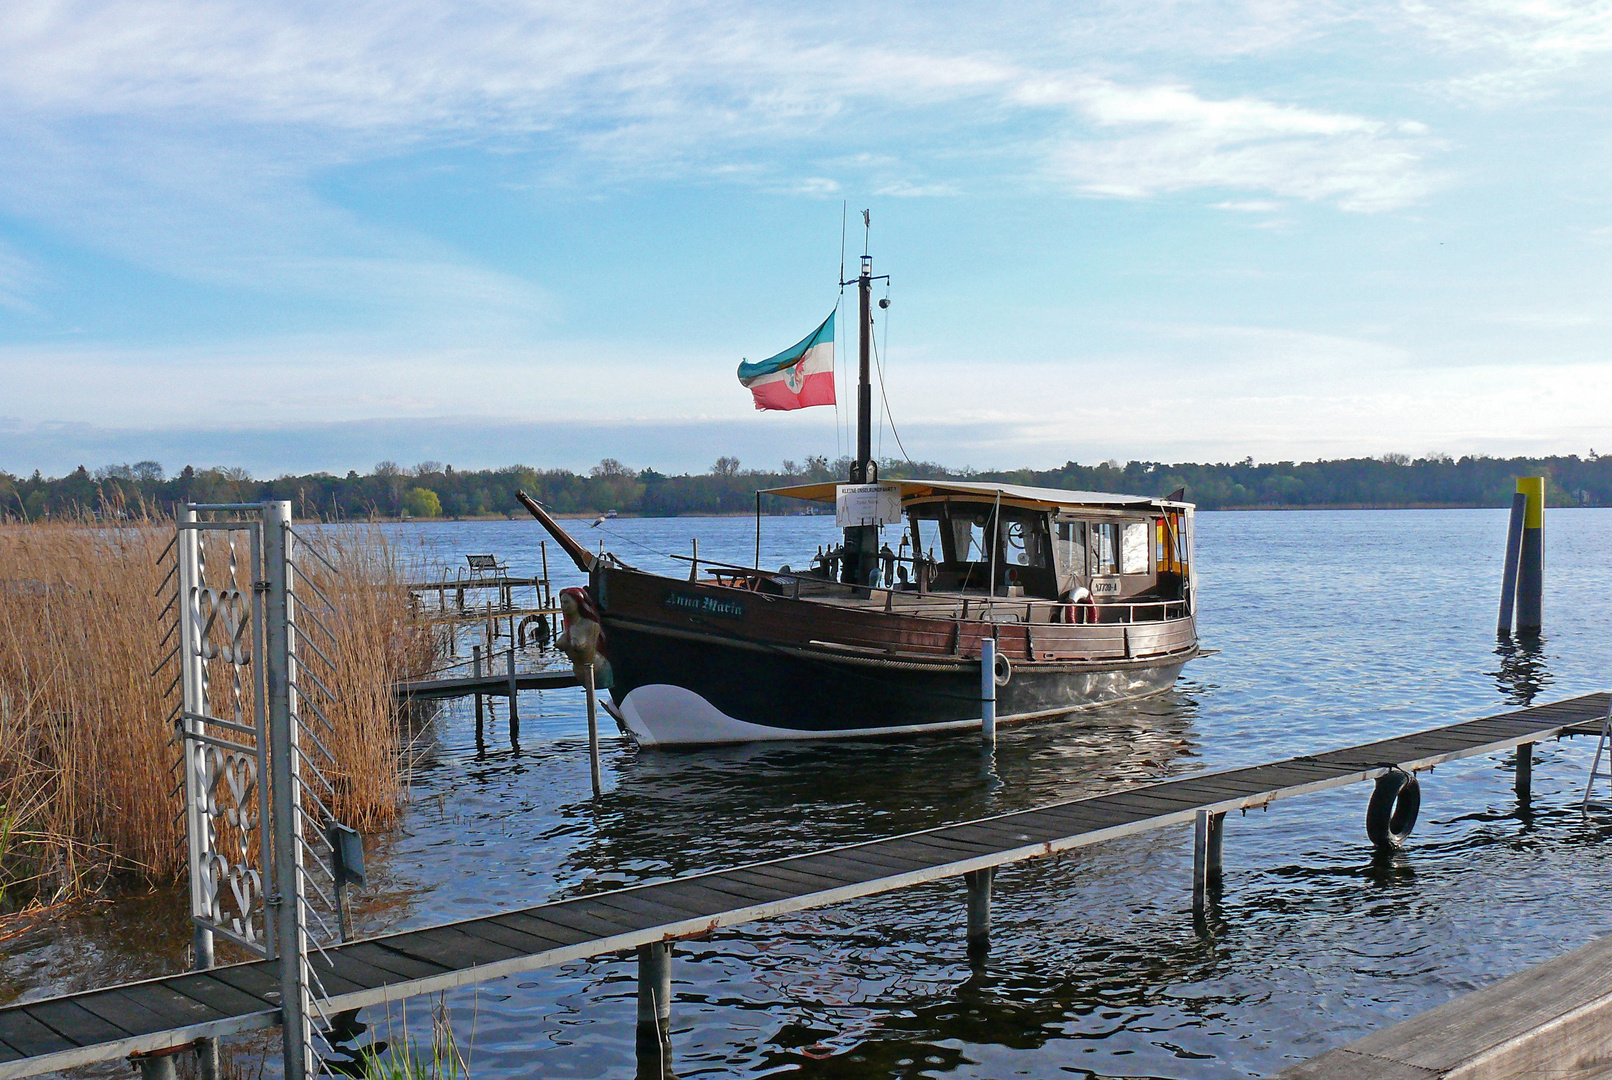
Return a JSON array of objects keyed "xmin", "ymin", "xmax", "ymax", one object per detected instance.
[{"xmin": 0, "ymin": 518, "xmax": 437, "ymax": 909}]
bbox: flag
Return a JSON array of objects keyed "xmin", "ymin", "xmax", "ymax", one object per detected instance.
[{"xmin": 736, "ymin": 311, "xmax": 836, "ymax": 411}]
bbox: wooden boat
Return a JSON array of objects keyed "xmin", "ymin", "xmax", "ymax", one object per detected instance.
[{"xmin": 520, "ymin": 252, "xmax": 1199, "ymax": 746}]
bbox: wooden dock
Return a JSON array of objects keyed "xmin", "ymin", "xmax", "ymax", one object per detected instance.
[
  {"xmin": 1279, "ymin": 930, "xmax": 1612, "ymax": 1079},
  {"xmin": 393, "ymin": 667, "xmax": 580, "ymax": 700},
  {"xmin": 2, "ymin": 692, "xmax": 1607, "ymax": 1078}
]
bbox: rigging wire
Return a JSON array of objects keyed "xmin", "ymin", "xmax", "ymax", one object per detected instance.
[{"xmin": 870, "ymin": 280, "xmax": 917, "ymax": 470}]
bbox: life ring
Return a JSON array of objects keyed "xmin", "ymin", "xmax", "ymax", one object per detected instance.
[
  {"xmin": 1365, "ymin": 768, "xmax": 1420, "ymax": 851},
  {"xmin": 993, "ymin": 651, "xmax": 1011, "ymax": 687}
]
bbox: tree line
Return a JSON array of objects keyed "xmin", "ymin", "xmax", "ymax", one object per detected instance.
[{"xmin": 1, "ymin": 452, "xmax": 1607, "ymax": 521}]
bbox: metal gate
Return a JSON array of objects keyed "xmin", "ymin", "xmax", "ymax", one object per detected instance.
[{"xmin": 159, "ymin": 501, "xmax": 347, "ymax": 1080}]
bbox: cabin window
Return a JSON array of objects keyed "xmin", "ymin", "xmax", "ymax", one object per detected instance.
[
  {"xmin": 911, "ymin": 516, "xmax": 944, "ymax": 564},
  {"xmin": 999, "ymin": 516, "xmax": 1048, "ymax": 568},
  {"xmin": 1091, "ymin": 523, "xmax": 1119, "ymax": 575},
  {"xmin": 951, "ymin": 516, "xmax": 986, "ymax": 563},
  {"xmin": 1121, "ymin": 521, "xmax": 1149, "ymax": 574},
  {"xmin": 1056, "ymin": 521, "xmax": 1087, "ymax": 579}
]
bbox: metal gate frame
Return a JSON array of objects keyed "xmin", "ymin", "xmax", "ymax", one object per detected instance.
[{"xmin": 165, "ymin": 501, "xmax": 346, "ymax": 1080}]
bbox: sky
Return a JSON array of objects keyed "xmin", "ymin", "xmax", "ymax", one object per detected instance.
[{"xmin": 2, "ymin": 0, "xmax": 1611, "ymax": 478}]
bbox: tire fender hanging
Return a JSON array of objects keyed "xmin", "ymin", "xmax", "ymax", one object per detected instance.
[{"xmin": 1366, "ymin": 768, "xmax": 1421, "ymax": 851}]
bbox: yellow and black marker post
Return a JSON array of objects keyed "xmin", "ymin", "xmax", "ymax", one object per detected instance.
[{"xmin": 1513, "ymin": 477, "xmax": 1545, "ymax": 634}]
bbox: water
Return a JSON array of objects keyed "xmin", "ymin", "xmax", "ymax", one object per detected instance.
[{"xmin": 9, "ymin": 509, "xmax": 1612, "ymax": 1078}]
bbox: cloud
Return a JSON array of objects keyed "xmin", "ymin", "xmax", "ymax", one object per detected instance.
[
  {"xmin": 1398, "ymin": 0, "xmax": 1612, "ymax": 103},
  {"xmin": 1030, "ymin": 77, "xmax": 1442, "ymax": 211}
]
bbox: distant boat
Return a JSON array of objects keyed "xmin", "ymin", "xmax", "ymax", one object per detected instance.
[{"xmin": 520, "ymin": 252, "xmax": 1198, "ymax": 746}]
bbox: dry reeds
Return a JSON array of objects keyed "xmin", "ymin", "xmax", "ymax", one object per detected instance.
[{"xmin": 0, "ymin": 518, "xmax": 436, "ymax": 909}]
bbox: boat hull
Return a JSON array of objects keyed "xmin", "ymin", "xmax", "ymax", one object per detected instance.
[{"xmin": 603, "ymin": 618, "xmax": 1193, "ymax": 747}]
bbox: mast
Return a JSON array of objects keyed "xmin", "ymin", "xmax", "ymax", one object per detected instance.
[
  {"xmin": 855, "ymin": 252, "xmax": 872, "ymax": 484},
  {"xmin": 840, "ymin": 213, "xmax": 884, "ymax": 586}
]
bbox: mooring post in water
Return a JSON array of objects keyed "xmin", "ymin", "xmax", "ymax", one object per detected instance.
[
  {"xmin": 636, "ymin": 942, "xmax": 672, "ymax": 1047},
  {"xmin": 964, "ymin": 867, "xmax": 993, "ymax": 958},
  {"xmin": 1192, "ymin": 809, "xmax": 1224, "ymax": 918},
  {"xmin": 1517, "ymin": 743, "xmax": 1534, "ymax": 801},
  {"xmin": 584, "ymin": 662, "xmax": 602, "ymax": 797},
  {"xmin": 1497, "ymin": 491, "xmax": 1525, "ymax": 634},
  {"xmin": 981, "ymin": 637, "xmax": 997, "ymax": 747},
  {"xmin": 472, "ymin": 645, "xmax": 484, "ymax": 743},
  {"xmin": 506, "ymin": 644, "xmax": 519, "ymax": 740},
  {"xmin": 1516, "ymin": 477, "xmax": 1545, "ymax": 634}
]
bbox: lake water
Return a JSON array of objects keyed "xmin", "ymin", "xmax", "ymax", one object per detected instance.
[{"xmin": 8, "ymin": 509, "xmax": 1612, "ymax": 1079}]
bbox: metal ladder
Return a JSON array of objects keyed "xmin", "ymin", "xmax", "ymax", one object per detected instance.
[{"xmin": 1582, "ymin": 697, "xmax": 1612, "ymax": 811}]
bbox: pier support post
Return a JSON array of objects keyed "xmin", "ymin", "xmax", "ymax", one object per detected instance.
[
  {"xmin": 1517, "ymin": 742, "xmax": 1534, "ymax": 801},
  {"xmin": 472, "ymin": 645, "xmax": 484, "ymax": 744},
  {"xmin": 1193, "ymin": 810, "xmax": 1224, "ymax": 918},
  {"xmin": 507, "ymin": 644, "xmax": 519, "ymax": 742},
  {"xmin": 636, "ymin": 942, "xmax": 672, "ymax": 1046},
  {"xmin": 1516, "ymin": 477, "xmax": 1545, "ymax": 634},
  {"xmin": 980, "ymin": 638, "xmax": 997, "ymax": 748},
  {"xmin": 1498, "ymin": 492, "xmax": 1526, "ymax": 634},
  {"xmin": 585, "ymin": 662, "xmax": 602, "ymax": 798},
  {"xmin": 965, "ymin": 868, "xmax": 993, "ymax": 959},
  {"xmin": 134, "ymin": 1050, "xmax": 180, "ymax": 1080}
]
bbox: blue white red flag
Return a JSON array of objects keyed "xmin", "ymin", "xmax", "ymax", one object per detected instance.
[{"xmin": 736, "ymin": 311, "xmax": 836, "ymax": 411}]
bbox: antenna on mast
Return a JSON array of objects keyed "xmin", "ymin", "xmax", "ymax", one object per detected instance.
[{"xmin": 862, "ymin": 209, "xmax": 871, "ymax": 255}]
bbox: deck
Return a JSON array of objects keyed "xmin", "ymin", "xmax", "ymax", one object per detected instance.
[{"xmin": 2, "ymin": 692, "xmax": 1606, "ymax": 1078}]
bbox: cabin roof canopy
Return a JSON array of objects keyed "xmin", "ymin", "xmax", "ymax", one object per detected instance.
[{"xmin": 760, "ymin": 479, "xmax": 1192, "ymax": 512}]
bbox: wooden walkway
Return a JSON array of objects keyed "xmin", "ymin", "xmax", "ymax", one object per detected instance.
[
  {"xmin": 2, "ymin": 692, "xmax": 1606, "ymax": 1078},
  {"xmin": 394, "ymin": 668, "xmax": 580, "ymax": 700}
]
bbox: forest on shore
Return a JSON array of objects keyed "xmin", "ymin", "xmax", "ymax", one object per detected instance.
[{"xmin": 2, "ymin": 452, "xmax": 1607, "ymax": 521}]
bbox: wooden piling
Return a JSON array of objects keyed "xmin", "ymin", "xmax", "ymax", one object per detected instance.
[
  {"xmin": 1497, "ymin": 491, "xmax": 1525, "ymax": 634},
  {"xmin": 585, "ymin": 663, "xmax": 602, "ymax": 797},
  {"xmin": 506, "ymin": 645, "xmax": 519, "ymax": 741},
  {"xmin": 1516, "ymin": 477, "xmax": 1545, "ymax": 634},
  {"xmin": 1193, "ymin": 809, "xmax": 1224, "ymax": 917},
  {"xmin": 636, "ymin": 942, "xmax": 671, "ymax": 1036},
  {"xmin": 965, "ymin": 868, "xmax": 993, "ymax": 956},
  {"xmin": 472, "ymin": 645, "xmax": 484, "ymax": 742},
  {"xmin": 1516, "ymin": 742, "xmax": 1533, "ymax": 801}
]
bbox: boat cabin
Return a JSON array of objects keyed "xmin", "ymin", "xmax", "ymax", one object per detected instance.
[{"xmin": 762, "ymin": 480, "xmax": 1194, "ymax": 624}]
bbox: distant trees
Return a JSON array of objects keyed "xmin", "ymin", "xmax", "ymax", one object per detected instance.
[{"xmin": 2, "ymin": 452, "xmax": 1609, "ymax": 522}]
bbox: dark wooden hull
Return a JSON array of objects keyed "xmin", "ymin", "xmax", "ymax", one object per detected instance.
[{"xmin": 593, "ymin": 566, "xmax": 1197, "ymax": 746}]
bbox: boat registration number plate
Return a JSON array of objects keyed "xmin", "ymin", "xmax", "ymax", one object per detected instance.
[{"xmin": 1090, "ymin": 578, "xmax": 1121, "ymax": 596}]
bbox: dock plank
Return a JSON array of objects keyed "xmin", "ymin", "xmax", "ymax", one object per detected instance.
[
  {"xmin": 0, "ymin": 1013, "xmax": 75, "ymax": 1058},
  {"xmin": 18, "ymin": 1000, "xmax": 124, "ymax": 1048}
]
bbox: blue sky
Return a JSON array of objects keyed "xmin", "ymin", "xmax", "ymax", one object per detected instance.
[{"xmin": 2, "ymin": 0, "xmax": 1610, "ymax": 477}]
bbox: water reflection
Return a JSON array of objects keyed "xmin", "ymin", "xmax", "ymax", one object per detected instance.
[
  {"xmin": 550, "ymin": 704, "xmax": 1200, "ymax": 895},
  {"xmin": 1493, "ymin": 632, "xmax": 1552, "ymax": 706}
]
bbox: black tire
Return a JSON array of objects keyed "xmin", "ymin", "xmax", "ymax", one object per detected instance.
[{"xmin": 1366, "ymin": 769, "xmax": 1421, "ymax": 851}]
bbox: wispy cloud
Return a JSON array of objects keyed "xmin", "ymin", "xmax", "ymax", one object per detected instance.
[{"xmin": 1027, "ymin": 77, "xmax": 1443, "ymax": 211}]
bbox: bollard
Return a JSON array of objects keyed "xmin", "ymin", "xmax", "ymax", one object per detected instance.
[
  {"xmin": 965, "ymin": 867, "xmax": 993, "ymax": 959},
  {"xmin": 584, "ymin": 662, "xmax": 602, "ymax": 797},
  {"xmin": 1192, "ymin": 809, "xmax": 1224, "ymax": 918},
  {"xmin": 1497, "ymin": 491, "xmax": 1525, "ymax": 634},
  {"xmin": 1516, "ymin": 477, "xmax": 1544, "ymax": 634},
  {"xmin": 981, "ymin": 637, "xmax": 997, "ymax": 747}
]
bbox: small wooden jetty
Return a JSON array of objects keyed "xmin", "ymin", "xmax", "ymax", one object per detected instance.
[
  {"xmin": 1280, "ymin": 930, "xmax": 1612, "ymax": 1079},
  {"xmin": 2, "ymin": 692, "xmax": 1607, "ymax": 1078}
]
